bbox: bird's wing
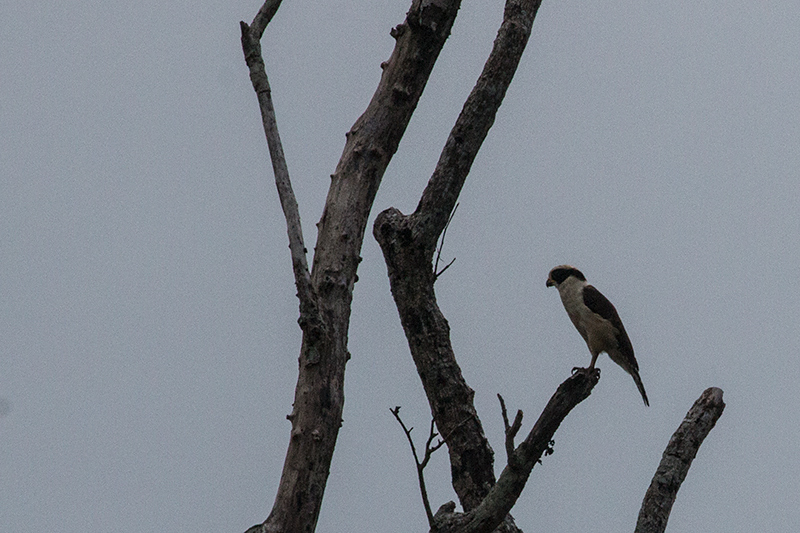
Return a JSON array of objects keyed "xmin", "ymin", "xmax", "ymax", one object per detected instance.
[
  {"xmin": 582, "ymin": 285, "xmax": 637, "ymax": 368},
  {"xmin": 581, "ymin": 284, "xmax": 621, "ymax": 323}
]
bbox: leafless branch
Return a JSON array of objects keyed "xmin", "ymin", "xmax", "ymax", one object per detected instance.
[
  {"xmin": 424, "ymin": 419, "xmax": 448, "ymax": 461},
  {"xmin": 635, "ymin": 387, "xmax": 726, "ymax": 533},
  {"xmin": 413, "ymin": 0, "xmax": 544, "ymax": 246},
  {"xmin": 434, "ymin": 202, "xmax": 459, "ymax": 279},
  {"xmin": 244, "ymin": 0, "xmax": 551, "ymax": 529},
  {"xmin": 391, "ymin": 407, "xmax": 444, "ymax": 529},
  {"xmin": 250, "ymin": 0, "xmax": 283, "ymax": 39},
  {"xmin": 432, "ymin": 369, "xmax": 601, "ymax": 533},
  {"xmin": 497, "ymin": 394, "xmax": 523, "ymax": 464},
  {"xmin": 240, "ymin": 18, "xmax": 317, "ymax": 323},
  {"xmin": 465, "ymin": 369, "xmax": 599, "ymax": 533}
]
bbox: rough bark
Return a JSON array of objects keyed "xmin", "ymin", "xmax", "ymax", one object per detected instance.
[
  {"xmin": 635, "ymin": 388, "xmax": 726, "ymax": 533},
  {"xmin": 464, "ymin": 370, "xmax": 598, "ymax": 532},
  {"xmin": 240, "ymin": 1, "xmax": 465, "ymax": 531},
  {"xmin": 431, "ymin": 370, "xmax": 600, "ymax": 533},
  {"xmin": 375, "ymin": 208, "xmax": 497, "ymax": 513},
  {"xmin": 373, "ymin": 0, "xmax": 543, "ymax": 520}
]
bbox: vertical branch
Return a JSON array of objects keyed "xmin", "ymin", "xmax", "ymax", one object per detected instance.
[
  {"xmin": 497, "ymin": 394, "xmax": 523, "ymax": 465},
  {"xmin": 635, "ymin": 388, "xmax": 726, "ymax": 533}
]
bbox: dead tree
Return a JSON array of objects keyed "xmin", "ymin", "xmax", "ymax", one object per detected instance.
[{"xmin": 239, "ymin": 1, "xmax": 725, "ymax": 532}]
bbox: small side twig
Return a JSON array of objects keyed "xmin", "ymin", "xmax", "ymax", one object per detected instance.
[
  {"xmin": 391, "ymin": 406, "xmax": 445, "ymax": 530},
  {"xmin": 422, "ymin": 418, "xmax": 448, "ymax": 467},
  {"xmin": 497, "ymin": 394, "xmax": 523, "ymax": 464},
  {"xmin": 434, "ymin": 202, "xmax": 459, "ymax": 280}
]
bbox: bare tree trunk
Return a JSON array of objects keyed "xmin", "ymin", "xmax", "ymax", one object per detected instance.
[
  {"xmin": 240, "ymin": 1, "xmax": 465, "ymax": 531},
  {"xmin": 635, "ymin": 388, "xmax": 726, "ymax": 533}
]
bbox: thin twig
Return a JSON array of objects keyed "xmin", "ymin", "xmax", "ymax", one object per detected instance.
[
  {"xmin": 421, "ymin": 418, "xmax": 447, "ymax": 468},
  {"xmin": 391, "ymin": 407, "xmax": 439, "ymax": 529},
  {"xmin": 435, "ymin": 257, "xmax": 457, "ymax": 279},
  {"xmin": 434, "ymin": 202, "xmax": 459, "ymax": 280}
]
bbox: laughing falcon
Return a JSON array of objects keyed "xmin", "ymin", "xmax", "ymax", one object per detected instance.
[{"xmin": 546, "ymin": 265, "xmax": 649, "ymax": 406}]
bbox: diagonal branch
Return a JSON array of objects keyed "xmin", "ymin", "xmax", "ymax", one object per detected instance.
[
  {"xmin": 462, "ymin": 369, "xmax": 599, "ymax": 533},
  {"xmin": 413, "ymin": 0, "xmax": 544, "ymax": 249},
  {"xmin": 240, "ymin": 18, "xmax": 317, "ymax": 323},
  {"xmin": 431, "ymin": 370, "xmax": 601, "ymax": 533},
  {"xmin": 635, "ymin": 387, "xmax": 726, "ymax": 533},
  {"xmin": 250, "ymin": 0, "xmax": 283, "ymax": 39}
]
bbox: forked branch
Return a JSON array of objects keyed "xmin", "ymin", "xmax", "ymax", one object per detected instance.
[
  {"xmin": 243, "ymin": 0, "xmax": 467, "ymax": 531},
  {"xmin": 497, "ymin": 394, "xmax": 523, "ymax": 464},
  {"xmin": 431, "ymin": 369, "xmax": 600, "ymax": 533},
  {"xmin": 391, "ymin": 407, "xmax": 446, "ymax": 529}
]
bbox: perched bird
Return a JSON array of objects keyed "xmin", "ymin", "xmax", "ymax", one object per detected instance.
[{"xmin": 546, "ymin": 265, "xmax": 649, "ymax": 406}]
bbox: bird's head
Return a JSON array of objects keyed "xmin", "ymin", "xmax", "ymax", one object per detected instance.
[{"xmin": 546, "ymin": 265, "xmax": 586, "ymax": 288}]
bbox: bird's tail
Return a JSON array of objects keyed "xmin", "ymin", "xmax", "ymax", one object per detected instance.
[{"xmin": 632, "ymin": 371, "xmax": 649, "ymax": 406}]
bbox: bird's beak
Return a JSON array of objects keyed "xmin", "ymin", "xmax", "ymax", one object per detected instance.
[{"xmin": 546, "ymin": 277, "xmax": 554, "ymax": 288}]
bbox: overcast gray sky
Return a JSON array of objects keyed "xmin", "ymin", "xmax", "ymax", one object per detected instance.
[{"xmin": 3, "ymin": 1, "xmax": 800, "ymax": 531}]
